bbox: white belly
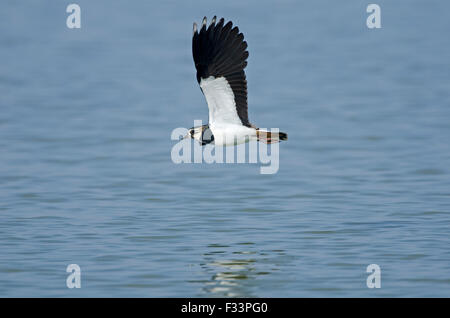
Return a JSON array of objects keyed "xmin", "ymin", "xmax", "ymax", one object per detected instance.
[{"xmin": 210, "ymin": 123, "xmax": 257, "ymax": 146}]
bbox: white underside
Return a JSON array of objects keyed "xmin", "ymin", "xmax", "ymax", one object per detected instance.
[
  {"xmin": 210, "ymin": 122, "xmax": 257, "ymax": 146},
  {"xmin": 199, "ymin": 76, "xmax": 256, "ymax": 146}
]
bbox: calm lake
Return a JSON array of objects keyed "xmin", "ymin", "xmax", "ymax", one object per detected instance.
[{"xmin": 0, "ymin": 0, "xmax": 449, "ymax": 297}]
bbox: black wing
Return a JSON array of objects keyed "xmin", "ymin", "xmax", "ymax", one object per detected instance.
[{"xmin": 192, "ymin": 16, "xmax": 250, "ymax": 127}]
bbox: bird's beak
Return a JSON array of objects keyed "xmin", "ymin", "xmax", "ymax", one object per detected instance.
[{"xmin": 181, "ymin": 133, "xmax": 190, "ymax": 140}]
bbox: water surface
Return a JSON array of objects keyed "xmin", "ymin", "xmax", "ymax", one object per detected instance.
[{"xmin": 0, "ymin": 0, "xmax": 449, "ymax": 297}]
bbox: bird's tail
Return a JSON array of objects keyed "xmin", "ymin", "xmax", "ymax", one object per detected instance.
[{"xmin": 256, "ymin": 129, "xmax": 288, "ymax": 144}]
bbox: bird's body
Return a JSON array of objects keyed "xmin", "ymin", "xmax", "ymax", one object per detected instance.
[
  {"xmin": 211, "ymin": 123, "xmax": 256, "ymax": 146},
  {"xmin": 200, "ymin": 76, "xmax": 257, "ymax": 146},
  {"xmin": 186, "ymin": 16, "xmax": 287, "ymax": 146}
]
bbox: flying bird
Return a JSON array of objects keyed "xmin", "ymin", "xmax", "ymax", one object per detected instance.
[{"xmin": 185, "ymin": 16, "xmax": 287, "ymax": 146}]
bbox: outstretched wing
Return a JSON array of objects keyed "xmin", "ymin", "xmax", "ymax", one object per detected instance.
[{"xmin": 192, "ymin": 16, "xmax": 250, "ymax": 127}]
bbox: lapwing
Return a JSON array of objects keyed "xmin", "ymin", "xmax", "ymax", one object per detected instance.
[{"xmin": 185, "ymin": 16, "xmax": 288, "ymax": 146}]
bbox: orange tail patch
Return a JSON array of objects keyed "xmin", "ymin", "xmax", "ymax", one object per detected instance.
[{"xmin": 256, "ymin": 130, "xmax": 288, "ymax": 144}]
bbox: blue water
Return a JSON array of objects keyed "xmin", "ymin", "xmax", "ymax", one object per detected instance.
[{"xmin": 1, "ymin": 0, "xmax": 449, "ymax": 297}]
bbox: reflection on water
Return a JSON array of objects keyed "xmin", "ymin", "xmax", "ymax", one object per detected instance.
[{"xmin": 200, "ymin": 243, "xmax": 283, "ymax": 297}]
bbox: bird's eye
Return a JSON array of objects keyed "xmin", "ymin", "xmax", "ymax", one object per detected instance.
[{"xmin": 190, "ymin": 130, "xmax": 194, "ymax": 137}]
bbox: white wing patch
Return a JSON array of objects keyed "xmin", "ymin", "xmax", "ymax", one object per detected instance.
[{"xmin": 200, "ymin": 76, "xmax": 242, "ymax": 126}]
